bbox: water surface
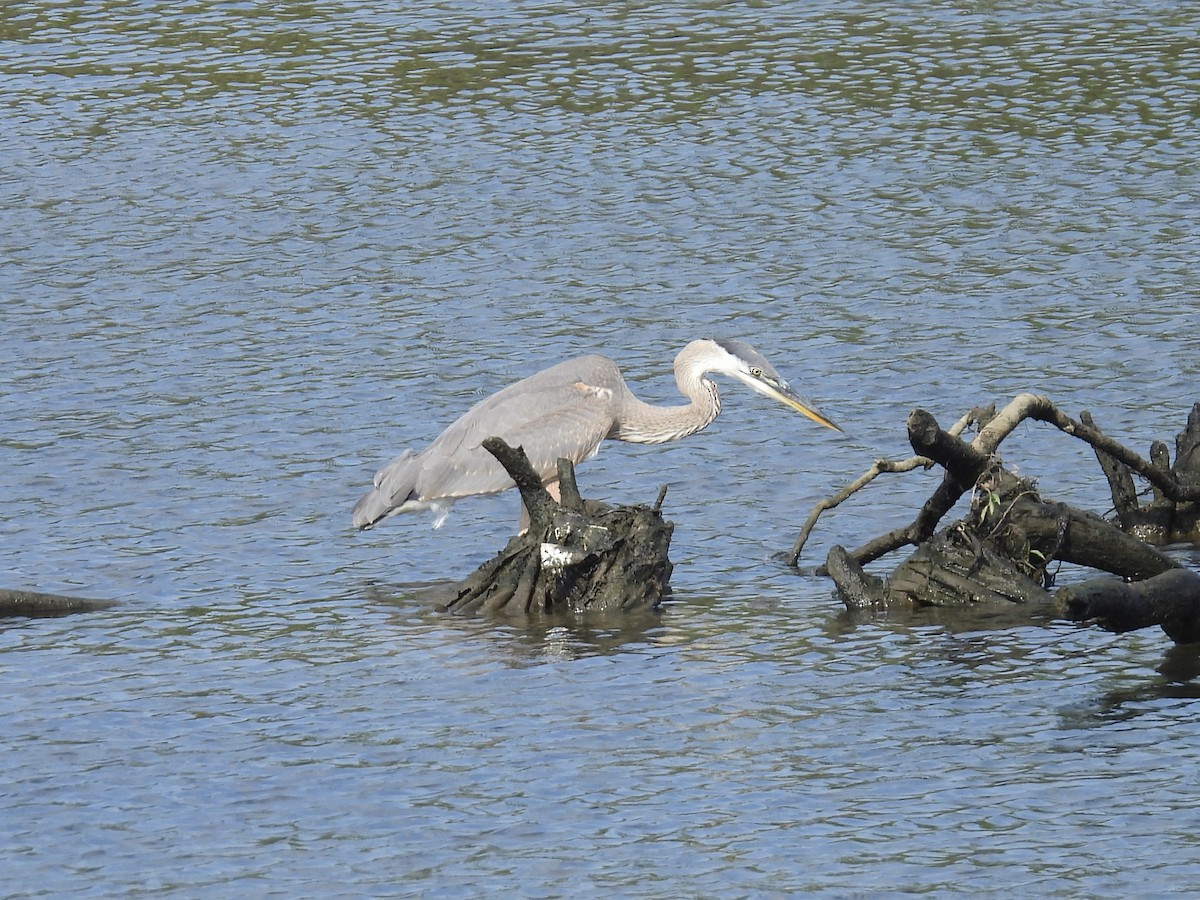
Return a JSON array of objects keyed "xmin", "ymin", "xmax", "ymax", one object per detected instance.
[{"xmin": 3, "ymin": 1, "xmax": 1199, "ymax": 895}]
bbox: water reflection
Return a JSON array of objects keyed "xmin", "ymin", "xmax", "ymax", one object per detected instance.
[
  {"xmin": 365, "ymin": 577, "xmax": 671, "ymax": 660},
  {"xmin": 843, "ymin": 596, "xmax": 1200, "ymax": 728},
  {"xmin": 1060, "ymin": 641, "xmax": 1200, "ymax": 728},
  {"xmin": 838, "ymin": 598, "xmax": 1064, "ymax": 635}
]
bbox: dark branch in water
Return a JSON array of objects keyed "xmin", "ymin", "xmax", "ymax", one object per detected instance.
[{"xmin": 0, "ymin": 588, "xmax": 117, "ymax": 618}]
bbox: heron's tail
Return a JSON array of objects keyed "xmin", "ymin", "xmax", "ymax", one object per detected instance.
[{"xmin": 352, "ymin": 450, "xmax": 418, "ymax": 530}]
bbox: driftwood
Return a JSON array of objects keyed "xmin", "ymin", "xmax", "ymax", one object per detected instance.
[
  {"xmin": 796, "ymin": 394, "xmax": 1200, "ymax": 643},
  {"xmin": 1059, "ymin": 569, "xmax": 1200, "ymax": 645},
  {"xmin": 0, "ymin": 587, "xmax": 117, "ymax": 618},
  {"xmin": 444, "ymin": 438, "xmax": 674, "ymax": 616}
]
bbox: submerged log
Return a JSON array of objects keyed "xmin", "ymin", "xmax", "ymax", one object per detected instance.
[
  {"xmin": 1058, "ymin": 569, "xmax": 1200, "ymax": 645},
  {"xmin": 0, "ymin": 587, "xmax": 117, "ymax": 618},
  {"xmin": 444, "ymin": 438, "xmax": 674, "ymax": 616}
]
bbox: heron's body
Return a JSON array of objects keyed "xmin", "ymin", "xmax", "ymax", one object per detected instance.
[{"xmin": 352, "ymin": 338, "xmax": 839, "ymax": 530}]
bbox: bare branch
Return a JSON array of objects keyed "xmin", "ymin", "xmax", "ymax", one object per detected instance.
[
  {"xmin": 787, "ymin": 457, "xmax": 930, "ymax": 566},
  {"xmin": 788, "ymin": 409, "xmax": 978, "ymax": 567},
  {"xmin": 1009, "ymin": 395, "xmax": 1200, "ymax": 502},
  {"xmin": 794, "ymin": 395, "xmax": 1200, "ymax": 572}
]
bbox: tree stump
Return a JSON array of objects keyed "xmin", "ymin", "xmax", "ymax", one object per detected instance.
[{"xmin": 443, "ymin": 438, "xmax": 674, "ymax": 616}]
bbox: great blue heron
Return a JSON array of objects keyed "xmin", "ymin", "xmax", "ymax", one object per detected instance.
[{"xmin": 352, "ymin": 338, "xmax": 840, "ymax": 530}]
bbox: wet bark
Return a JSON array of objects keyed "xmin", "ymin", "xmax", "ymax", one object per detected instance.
[
  {"xmin": 0, "ymin": 587, "xmax": 117, "ymax": 618},
  {"xmin": 1087, "ymin": 403, "xmax": 1200, "ymax": 544},
  {"xmin": 444, "ymin": 438, "xmax": 674, "ymax": 616},
  {"xmin": 797, "ymin": 394, "xmax": 1200, "ymax": 643},
  {"xmin": 1059, "ymin": 569, "xmax": 1200, "ymax": 645}
]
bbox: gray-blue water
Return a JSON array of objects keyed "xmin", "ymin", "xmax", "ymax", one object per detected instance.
[{"xmin": 3, "ymin": 1, "xmax": 1200, "ymax": 895}]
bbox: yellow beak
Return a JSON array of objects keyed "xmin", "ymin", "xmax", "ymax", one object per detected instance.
[{"xmin": 770, "ymin": 384, "xmax": 842, "ymax": 433}]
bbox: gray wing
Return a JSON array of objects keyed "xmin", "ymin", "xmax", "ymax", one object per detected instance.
[
  {"xmin": 353, "ymin": 354, "xmax": 625, "ymax": 529},
  {"xmin": 412, "ymin": 354, "xmax": 624, "ymax": 501},
  {"xmin": 415, "ymin": 355, "xmax": 624, "ymax": 501}
]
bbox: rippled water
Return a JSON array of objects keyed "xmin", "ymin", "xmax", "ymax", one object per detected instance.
[{"xmin": 3, "ymin": 1, "xmax": 1199, "ymax": 895}]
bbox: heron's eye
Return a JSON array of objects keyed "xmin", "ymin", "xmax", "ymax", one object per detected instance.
[{"xmin": 749, "ymin": 367, "xmax": 763, "ymax": 377}]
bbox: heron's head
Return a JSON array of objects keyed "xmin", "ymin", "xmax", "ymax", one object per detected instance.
[{"xmin": 705, "ymin": 338, "xmax": 842, "ymax": 432}]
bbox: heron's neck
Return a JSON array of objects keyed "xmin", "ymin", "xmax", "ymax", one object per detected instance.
[{"xmin": 612, "ymin": 362, "xmax": 721, "ymax": 445}]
